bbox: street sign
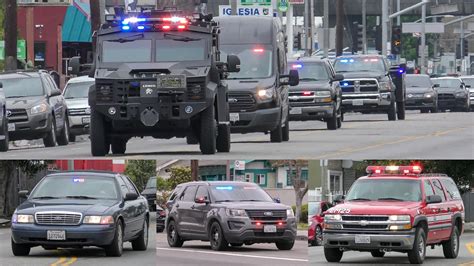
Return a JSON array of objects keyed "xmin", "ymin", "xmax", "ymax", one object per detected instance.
[
  {"xmin": 219, "ymin": 5, "xmax": 272, "ymax": 16},
  {"xmin": 289, "ymin": 0, "xmax": 304, "ymax": 4},
  {"xmin": 278, "ymin": 0, "xmax": 288, "ymax": 12},
  {"xmin": 454, "ymin": 28, "xmax": 472, "ymax": 34},
  {"xmin": 0, "ymin": 40, "xmax": 26, "ymax": 60},
  {"xmin": 402, "ymin": 23, "xmax": 445, "ymax": 33},
  {"xmin": 234, "ymin": 160, "xmax": 246, "ymax": 170},
  {"xmin": 240, "ymin": 0, "xmax": 271, "ymax": 5}
]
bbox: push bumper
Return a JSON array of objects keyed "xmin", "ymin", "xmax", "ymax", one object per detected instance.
[
  {"xmin": 230, "ymin": 107, "xmax": 281, "ymax": 133},
  {"xmin": 223, "ymin": 217, "xmax": 297, "ymax": 244},
  {"xmin": 323, "ymin": 230, "xmax": 415, "ymax": 251},
  {"xmin": 8, "ymin": 113, "xmax": 51, "ymax": 141},
  {"xmin": 289, "ymin": 104, "xmax": 334, "ymax": 121},
  {"xmin": 341, "ymin": 92, "xmax": 392, "ymax": 112}
]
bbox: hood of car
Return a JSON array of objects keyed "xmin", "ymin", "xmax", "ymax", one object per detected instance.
[
  {"xmin": 16, "ymin": 199, "xmax": 119, "ymax": 215},
  {"xmin": 406, "ymin": 87, "xmax": 432, "ymax": 94},
  {"xmin": 289, "ymin": 80, "xmax": 331, "ymax": 91},
  {"xmin": 435, "ymin": 87, "xmax": 461, "ymax": 94},
  {"xmin": 65, "ymin": 98, "xmax": 89, "ymax": 109},
  {"xmin": 327, "ymin": 201, "xmax": 421, "ymax": 216},
  {"xmin": 218, "ymin": 201, "xmax": 289, "ymax": 210},
  {"xmin": 6, "ymin": 96, "xmax": 46, "ymax": 109}
]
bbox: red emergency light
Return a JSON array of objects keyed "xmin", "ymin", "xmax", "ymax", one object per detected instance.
[
  {"xmin": 302, "ymin": 91, "xmax": 313, "ymax": 96},
  {"xmin": 366, "ymin": 165, "xmax": 423, "ymax": 175}
]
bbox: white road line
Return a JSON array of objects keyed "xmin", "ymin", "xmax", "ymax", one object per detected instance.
[{"xmin": 156, "ymin": 247, "xmax": 308, "ymax": 262}]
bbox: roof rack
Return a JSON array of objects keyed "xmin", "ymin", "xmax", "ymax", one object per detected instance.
[{"xmin": 418, "ymin": 174, "xmax": 449, "ymax": 177}]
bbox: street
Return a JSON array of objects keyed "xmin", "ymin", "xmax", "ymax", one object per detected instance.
[
  {"xmin": 2, "ymin": 111, "xmax": 473, "ymax": 159},
  {"xmin": 0, "ymin": 212, "xmax": 156, "ymax": 266},
  {"xmin": 309, "ymin": 232, "xmax": 474, "ymax": 265},
  {"xmin": 156, "ymin": 231, "xmax": 308, "ymax": 265}
]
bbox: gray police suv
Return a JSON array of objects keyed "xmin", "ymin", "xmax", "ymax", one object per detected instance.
[
  {"xmin": 0, "ymin": 82, "xmax": 8, "ymax": 151},
  {"xmin": 166, "ymin": 181, "xmax": 297, "ymax": 251}
]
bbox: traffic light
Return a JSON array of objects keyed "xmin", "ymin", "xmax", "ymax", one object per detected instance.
[
  {"xmin": 351, "ymin": 22, "xmax": 364, "ymax": 54},
  {"xmin": 294, "ymin": 32, "xmax": 302, "ymax": 50},
  {"xmin": 463, "ymin": 39, "xmax": 469, "ymax": 57},
  {"xmin": 391, "ymin": 26, "xmax": 402, "ymax": 55}
]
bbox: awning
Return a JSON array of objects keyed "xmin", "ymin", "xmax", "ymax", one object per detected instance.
[{"xmin": 62, "ymin": 5, "xmax": 92, "ymax": 43}]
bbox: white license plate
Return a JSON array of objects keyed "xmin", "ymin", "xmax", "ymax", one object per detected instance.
[
  {"xmin": 8, "ymin": 123, "xmax": 15, "ymax": 132},
  {"xmin": 47, "ymin": 230, "xmax": 66, "ymax": 241},
  {"xmin": 355, "ymin": 235, "xmax": 370, "ymax": 244},
  {"xmin": 82, "ymin": 117, "xmax": 91, "ymax": 124},
  {"xmin": 290, "ymin": 107, "xmax": 302, "ymax": 115},
  {"xmin": 230, "ymin": 113, "xmax": 240, "ymax": 122},
  {"xmin": 263, "ymin": 225, "xmax": 277, "ymax": 233},
  {"xmin": 352, "ymin": 99, "xmax": 364, "ymax": 106}
]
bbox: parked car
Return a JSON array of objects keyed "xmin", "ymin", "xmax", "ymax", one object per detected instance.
[
  {"xmin": 63, "ymin": 76, "xmax": 94, "ymax": 142},
  {"xmin": 166, "ymin": 181, "xmax": 297, "ymax": 251},
  {"xmin": 0, "ymin": 70, "xmax": 69, "ymax": 147},
  {"xmin": 405, "ymin": 74, "xmax": 438, "ymax": 113},
  {"xmin": 323, "ymin": 165, "xmax": 464, "ymax": 264},
  {"xmin": 431, "ymin": 77, "xmax": 470, "ymax": 112},
  {"xmin": 11, "ymin": 171, "xmax": 149, "ymax": 257},
  {"xmin": 156, "ymin": 205, "xmax": 165, "ymax": 233},
  {"xmin": 308, "ymin": 201, "xmax": 332, "ymax": 246},
  {"xmin": 0, "ymin": 81, "xmax": 8, "ymax": 151},
  {"xmin": 141, "ymin": 176, "xmax": 157, "ymax": 211},
  {"xmin": 459, "ymin": 75, "xmax": 474, "ymax": 111}
]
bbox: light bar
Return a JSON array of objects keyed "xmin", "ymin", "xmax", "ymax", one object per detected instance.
[
  {"xmin": 366, "ymin": 165, "xmax": 423, "ymax": 175},
  {"xmin": 292, "ymin": 64, "xmax": 303, "ymax": 69},
  {"xmin": 302, "ymin": 91, "xmax": 313, "ymax": 96},
  {"xmin": 122, "ymin": 17, "xmax": 146, "ymax": 25},
  {"xmin": 253, "ymin": 48, "xmax": 264, "ymax": 53}
]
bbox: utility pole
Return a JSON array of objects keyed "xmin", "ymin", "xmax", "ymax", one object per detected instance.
[
  {"xmin": 286, "ymin": 4, "xmax": 294, "ymax": 56},
  {"xmin": 335, "ymin": 0, "xmax": 344, "ymax": 56},
  {"xmin": 90, "ymin": 0, "xmax": 101, "ymax": 33},
  {"xmin": 381, "ymin": 0, "xmax": 388, "ymax": 56},
  {"xmin": 362, "ymin": 0, "xmax": 367, "ymax": 54},
  {"xmin": 4, "ymin": 0, "xmax": 17, "ymax": 70},
  {"xmin": 231, "ymin": 0, "xmax": 237, "ymax": 15},
  {"xmin": 396, "ymin": 0, "xmax": 401, "ymax": 26},
  {"xmin": 460, "ymin": 20, "xmax": 464, "ymax": 74},
  {"xmin": 323, "ymin": 0, "xmax": 329, "ymax": 57},
  {"xmin": 304, "ymin": 0, "xmax": 309, "ymax": 55},
  {"xmin": 309, "ymin": 0, "xmax": 315, "ymax": 55},
  {"xmin": 420, "ymin": 3, "xmax": 426, "ymax": 73},
  {"xmin": 191, "ymin": 160, "xmax": 199, "ymax": 181}
]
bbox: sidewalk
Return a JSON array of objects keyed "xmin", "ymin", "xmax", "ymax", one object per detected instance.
[
  {"xmin": 465, "ymin": 222, "xmax": 474, "ymax": 233},
  {"xmin": 296, "ymin": 230, "xmax": 307, "ymax": 241}
]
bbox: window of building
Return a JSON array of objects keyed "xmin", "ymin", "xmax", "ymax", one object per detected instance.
[{"xmin": 256, "ymin": 174, "xmax": 266, "ymax": 185}]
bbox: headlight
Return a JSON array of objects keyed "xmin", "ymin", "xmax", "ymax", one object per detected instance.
[
  {"xmin": 389, "ymin": 224, "xmax": 412, "ymax": 230},
  {"xmin": 388, "ymin": 215, "xmax": 411, "ymax": 221},
  {"xmin": 12, "ymin": 214, "xmax": 34, "ymax": 224},
  {"xmin": 83, "ymin": 215, "xmax": 114, "ymax": 224},
  {"xmin": 424, "ymin": 92, "xmax": 434, "ymax": 98},
  {"xmin": 286, "ymin": 208, "xmax": 295, "ymax": 218},
  {"xmin": 379, "ymin": 81, "xmax": 391, "ymax": 91},
  {"xmin": 324, "ymin": 214, "xmax": 342, "ymax": 222},
  {"xmin": 324, "ymin": 223, "xmax": 343, "ymax": 229},
  {"xmin": 226, "ymin": 209, "xmax": 248, "ymax": 217},
  {"xmin": 314, "ymin": 90, "xmax": 331, "ymax": 97},
  {"xmin": 31, "ymin": 103, "xmax": 48, "ymax": 114},
  {"xmin": 455, "ymin": 91, "xmax": 466, "ymax": 97},
  {"xmin": 257, "ymin": 87, "xmax": 274, "ymax": 101}
]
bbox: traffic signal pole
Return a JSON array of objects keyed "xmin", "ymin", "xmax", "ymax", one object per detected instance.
[
  {"xmin": 420, "ymin": 3, "xmax": 426, "ymax": 73},
  {"xmin": 323, "ymin": 0, "xmax": 329, "ymax": 58},
  {"xmin": 286, "ymin": 4, "xmax": 294, "ymax": 56},
  {"xmin": 362, "ymin": 0, "xmax": 367, "ymax": 54},
  {"xmin": 381, "ymin": 0, "xmax": 388, "ymax": 56}
]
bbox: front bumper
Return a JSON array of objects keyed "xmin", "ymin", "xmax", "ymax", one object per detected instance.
[
  {"xmin": 68, "ymin": 115, "xmax": 90, "ymax": 136},
  {"xmin": 230, "ymin": 107, "xmax": 281, "ymax": 133},
  {"xmin": 289, "ymin": 103, "xmax": 334, "ymax": 121},
  {"xmin": 341, "ymin": 92, "xmax": 392, "ymax": 112},
  {"xmin": 405, "ymin": 96, "xmax": 436, "ymax": 109},
  {"xmin": 8, "ymin": 112, "xmax": 51, "ymax": 141},
  {"xmin": 222, "ymin": 217, "xmax": 297, "ymax": 244},
  {"xmin": 11, "ymin": 223, "xmax": 116, "ymax": 247},
  {"xmin": 323, "ymin": 230, "xmax": 415, "ymax": 251},
  {"xmin": 438, "ymin": 97, "xmax": 468, "ymax": 109}
]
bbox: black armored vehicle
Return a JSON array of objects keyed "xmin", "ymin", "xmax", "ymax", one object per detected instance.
[{"xmin": 70, "ymin": 9, "xmax": 240, "ymax": 156}]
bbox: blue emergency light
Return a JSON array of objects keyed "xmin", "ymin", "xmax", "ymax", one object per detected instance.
[{"xmin": 215, "ymin": 186, "xmax": 233, "ymax": 190}]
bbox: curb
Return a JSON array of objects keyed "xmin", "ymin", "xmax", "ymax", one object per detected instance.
[
  {"xmin": 296, "ymin": 230, "xmax": 308, "ymax": 241},
  {"xmin": 464, "ymin": 222, "xmax": 474, "ymax": 232}
]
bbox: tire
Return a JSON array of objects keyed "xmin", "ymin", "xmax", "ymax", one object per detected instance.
[
  {"xmin": 209, "ymin": 221, "xmax": 228, "ymax": 251},
  {"xmin": 216, "ymin": 124, "xmax": 230, "ymax": 153},
  {"xmin": 442, "ymin": 226, "xmax": 460, "ymax": 259},
  {"xmin": 336, "ymin": 108, "xmax": 342, "ymax": 128},
  {"xmin": 371, "ymin": 250, "xmax": 385, "ymax": 257},
  {"xmin": 186, "ymin": 134, "xmax": 198, "ymax": 145},
  {"xmin": 0, "ymin": 117, "xmax": 9, "ymax": 152},
  {"xmin": 275, "ymin": 240, "xmax": 294, "ymax": 250},
  {"xmin": 270, "ymin": 119, "xmax": 283, "ymax": 143},
  {"xmin": 56, "ymin": 118, "xmax": 69, "ymax": 146},
  {"xmin": 407, "ymin": 226, "xmax": 426, "ymax": 264},
  {"xmin": 314, "ymin": 226, "xmax": 323, "ymax": 246},
  {"xmin": 324, "ymin": 247, "xmax": 343, "ymax": 262},
  {"xmin": 341, "ymin": 112, "xmax": 344, "ymax": 122},
  {"xmin": 90, "ymin": 110, "xmax": 109, "ymax": 156},
  {"xmin": 326, "ymin": 107, "xmax": 337, "ymax": 130},
  {"xmin": 230, "ymin": 243, "xmax": 243, "ymax": 247},
  {"xmin": 43, "ymin": 117, "xmax": 57, "ymax": 147},
  {"xmin": 199, "ymin": 105, "xmax": 217, "ymax": 155},
  {"xmin": 131, "ymin": 219, "xmax": 148, "ymax": 251},
  {"xmin": 397, "ymin": 101, "xmax": 405, "ymax": 120},
  {"xmin": 68, "ymin": 133, "xmax": 76, "ymax": 142},
  {"xmin": 388, "ymin": 100, "xmax": 397, "ymax": 121},
  {"xmin": 105, "ymin": 221, "xmax": 123, "ymax": 257},
  {"xmin": 111, "ymin": 137, "xmax": 127, "ymax": 155},
  {"xmin": 282, "ymin": 116, "xmax": 290, "ymax": 142},
  {"xmin": 11, "ymin": 238, "xmax": 30, "ymax": 256},
  {"xmin": 167, "ymin": 220, "xmax": 184, "ymax": 248}
]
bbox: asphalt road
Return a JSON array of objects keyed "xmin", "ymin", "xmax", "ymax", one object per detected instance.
[
  {"xmin": 2, "ymin": 111, "xmax": 473, "ymax": 159},
  {"xmin": 309, "ymin": 232, "xmax": 474, "ymax": 265},
  {"xmin": 0, "ymin": 212, "xmax": 156, "ymax": 266},
  {"xmin": 156, "ymin": 231, "xmax": 308, "ymax": 265}
]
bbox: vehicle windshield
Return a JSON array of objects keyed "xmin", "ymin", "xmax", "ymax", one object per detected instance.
[
  {"xmin": 221, "ymin": 45, "xmax": 273, "ymax": 79},
  {"xmin": 334, "ymin": 57, "xmax": 386, "ymax": 74},
  {"xmin": 308, "ymin": 202, "xmax": 321, "ymax": 218},
  {"xmin": 462, "ymin": 78, "xmax": 474, "ymax": 88},
  {"xmin": 102, "ymin": 39, "xmax": 152, "ymax": 63},
  {"xmin": 29, "ymin": 175, "xmax": 119, "ymax": 200},
  {"xmin": 289, "ymin": 62, "xmax": 330, "ymax": 81},
  {"xmin": 432, "ymin": 79, "xmax": 462, "ymax": 88},
  {"xmin": 405, "ymin": 75, "xmax": 432, "ymax": 87},
  {"xmin": 210, "ymin": 184, "xmax": 273, "ymax": 202},
  {"xmin": 156, "ymin": 38, "xmax": 206, "ymax": 62},
  {"xmin": 64, "ymin": 81, "xmax": 94, "ymax": 99},
  {"xmin": 1, "ymin": 77, "xmax": 44, "ymax": 98},
  {"xmin": 145, "ymin": 176, "xmax": 157, "ymax": 189},
  {"xmin": 345, "ymin": 179, "xmax": 421, "ymax": 202}
]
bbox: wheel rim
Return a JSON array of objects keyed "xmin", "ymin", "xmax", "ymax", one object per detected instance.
[
  {"xmin": 212, "ymin": 226, "xmax": 219, "ymax": 246},
  {"xmin": 169, "ymin": 224, "xmax": 176, "ymax": 243},
  {"xmin": 316, "ymin": 227, "xmax": 322, "ymax": 244},
  {"xmin": 64, "ymin": 121, "xmax": 69, "ymax": 140},
  {"xmin": 418, "ymin": 235, "xmax": 425, "ymax": 258},
  {"xmin": 453, "ymin": 230, "xmax": 458, "ymax": 253}
]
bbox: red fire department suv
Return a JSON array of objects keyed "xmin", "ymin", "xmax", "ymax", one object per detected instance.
[{"xmin": 323, "ymin": 165, "xmax": 465, "ymax": 264}]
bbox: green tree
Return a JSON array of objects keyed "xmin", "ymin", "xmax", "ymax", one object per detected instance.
[
  {"xmin": 166, "ymin": 166, "xmax": 192, "ymax": 190},
  {"xmin": 124, "ymin": 160, "xmax": 156, "ymax": 192}
]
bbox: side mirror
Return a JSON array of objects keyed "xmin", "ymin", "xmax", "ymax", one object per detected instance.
[
  {"xmin": 333, "ymin": 195, "xmax": 345, "ymax": 204},
  {"xmin": 124, "ymin": 192, "xmax": 139, "ymax": 201},
  {"xmin": 50, "ymin": 89, "xmax": 62, "ymax": 97},
  {"xmin": 226, "ymin": 54, "xmax": 240, "ymax": 73},
  {"xmin": 18, "ymin": 190, "xmax": 29, "ymax": 198},
  {"xmin": 433, "ymin": 84, "xmax": 440, "ymax": 88},
  {"xmin": 68, "ymin": 56, "xmax": 81, "ymax": 75},
  {"xmin": 426, "ymin": 195, "xmax": 442, "ymax": 204},
  {"xmin": 281, "ymin": 70, "xmax": 299, "ymax": 86},
  {"xmin": 273, "ymin": 197, "xmax": 281, "ymax": 203},
  {"xmin": 466, "ymin": 84, "xmax": 471, "ymax": 88},
  {"xmin": 194, "ymin": 196, "xmax": 210, "ymax": 204},
  {"xmin": 333, "ymin": 74, "xmax": 344, "ymax": 82}
]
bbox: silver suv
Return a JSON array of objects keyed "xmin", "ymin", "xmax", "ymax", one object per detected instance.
[{"xmin": 63, "ymin": 76, "xmax": 94, "ymax": 142}]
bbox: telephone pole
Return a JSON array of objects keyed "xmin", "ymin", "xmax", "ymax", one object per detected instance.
[
  {"xmin": 335, "ymin": 0, "xmax": 344, "ymax": 56},
  {"xmin": 4, "ymin": 0, "xmax": 18, "ymax": 70},
  {"xmin": 191, "ymin": 160, "xmax": 199, "ymax": 181}
]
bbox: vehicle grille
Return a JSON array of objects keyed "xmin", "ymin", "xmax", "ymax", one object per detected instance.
[
  {"xmin": 246, "ymin": 210, "xmax": 287, "ymax": 220},
  {"xmin": 186, "ymin": 78, "xmax": 206, "ymax": 101},
  {"xmin": 342, "ymin": 215, "xmax": 388, "ymax": 221},
  {"xmin": 343, "ymin": 224, "xmax": 388, "ymax": 230},
  {"xmin": 340, "ymin": 79, "xmax": 379, "ymax": 93},
  {"xmin": 7, "ymin": 109, "xmax": 28, "ymax": 122},
  {"xmin": 438, "ymin": 93, "xmax": 455, "ymax": 100},
  {"xmin": 229, "ymin": 92, "xmax": 256, "ymax": 112},
  {"xmin": 289, "ymin": 92, "xmax": 315, "ymax": 103},
  {"xmin": 35, "ymin": 212, "xmax": 82, "ymax": 225},
  {"xmin": 68, "ymin": 108, "xmax": 90, "ymax": 116}
]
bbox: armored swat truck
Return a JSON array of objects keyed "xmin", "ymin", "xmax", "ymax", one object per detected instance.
[{"xmin": 70, "ymin": 9, "xmax": 240, "ymax": 156}]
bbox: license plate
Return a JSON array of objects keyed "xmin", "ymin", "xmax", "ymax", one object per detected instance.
[
  {"xmin": 352, "ymin": 99, "xmax": 364, "ymax": 106},
  {"xmin": 263, "ymin": 225, "xmax": 277, "ymax": 233},
  {"xmin": 47, "ymin": 230, "xmax": 66, "ymax": 241},
  {"xmin": 82, "ymin": 117, "xmax": 90, "ymax": 124},
  {"xmin": 8, "ymin": 123, "xmax": 15, "ymax": 132},
  {"xmin": 230, "ymin": 113, "xmax": 240, "ymax": 122},
  {"xmin": 157, "ymin": 75, "xmax": 186, "ymax": 89},
  {"xmin": 290, "ymin": 107, "xmax": 302, "ymax": 115},
  {"xmin": 355, "ymin": 235, "xmax": 370, "ymax": 244}
]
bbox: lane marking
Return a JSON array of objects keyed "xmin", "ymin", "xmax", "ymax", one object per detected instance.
[
  {"xmin": 458, "ymin": 261, "xmax": 474, "ymax": 266},
  {"xmin": 62, "ymin": 256, "xmax": 78, "ymax": 266},
  {"xmin": 156, "ymin": 247, "xmax": 308, "ymax": 262},
  {"xmin": 466, "ymin": 242, "xmax": 474, "ymax": 255},
  {"xmin": 50, "ymin": 257, "xmax": 67, "ymax": 266}
]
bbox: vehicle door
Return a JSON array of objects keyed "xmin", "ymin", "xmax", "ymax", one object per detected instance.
[
  {"xmin": 116, "ymin": 176, "xmax": 135, "ymax": 239},
  {"xmin": 440, "ymin": 178, "xmax": 463, "ymax": 237},
  {"xmin": 176, "ymin": 185, "xmax": 198, "ymax": 235},
  {"xmin": 190, "ymin": 185, "xmax": 211, "ymax": 236},
  {"xmin": 426, "ymin": 179, "xmax": 450, "ymax": 242},
  {"xmin": 327, "ymin": 62, "xmax": 342, "ymax": 109},
  {"xmin": 43, "ymin": 74, "xmax": 65, "ymax": 128},
  {"xmin": 121, "ymin": 175, "xmax": 147, "ymax": 236}
]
